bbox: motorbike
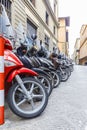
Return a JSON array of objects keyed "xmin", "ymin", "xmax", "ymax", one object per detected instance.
[
  {"xmin": 16, "ymin": 40, "xmax": 53, "ymax": 96},
  {"xmin": 4, "ymin": 37, "xmax": 48, "ymax": 119},
  {"xmin": 16, "ymin": 54, "xmax": 53, "ymax": 96},
  {"xmin": 49, "ymin": 53, "xmax": 69, "ymax": 82},
  {"xmin": 37, "ymin": 57, "xmax": 61, "ymax": 88},
  {"xmin": 26, "ymin": 36, "xmax": 60, "ymax": 88},
  {"xmin": 34, "ymin": 44, "xmax": 69, "ymax": 82}
]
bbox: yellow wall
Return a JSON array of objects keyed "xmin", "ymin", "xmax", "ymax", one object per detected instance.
[
  {"xmin": 79, "ymin": 25, "xmax": 87, "ymax": 64},
  {"xmin": 58, "ymin": 18, "xmax": 69, "ymax": 55},
  {"xmin": 80, "ymin": 41, "xmax": 87, "ymax": 59}
]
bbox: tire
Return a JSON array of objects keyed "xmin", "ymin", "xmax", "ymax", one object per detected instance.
[
  {"xmin": 61, "ymin": 69, "xmax": 69, "ymax": 82},
  {"xmin": 7, "ymin": 77, "xmax": 48, "ymax": 119},
  {"xmin": 66, "ymin": 68, "xmax": 71, "ymax": 77},
  {"xmin": 70, "ymin": 65, "xmax": 74, "ymax": 72},
  {"xmin": 50, "ymin": 71, "xmax": 60, "ymax": 88},
  {"xmin": 36, "ymin": 73, "xmax": 53, "ymax": 96}
]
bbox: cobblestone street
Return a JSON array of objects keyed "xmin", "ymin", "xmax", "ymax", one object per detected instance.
[{"xmin": 1, "ymin": 65, "xmax": 87, "ymax": 130}]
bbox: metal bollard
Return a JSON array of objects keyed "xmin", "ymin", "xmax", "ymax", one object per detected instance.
[{"xmin": 0, "ymin": 36, "xmax": 5, "ymax": 125}]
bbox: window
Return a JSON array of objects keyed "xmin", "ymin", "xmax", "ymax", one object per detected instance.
[
  {"xmin": 45, "ymin": 11, "xmax": 49, "ymax": 25},
  {"xmin": 0, "ymin": 0, "xmax": 11, "ymax": 21},
  {"xmin": 27, "ymin": 19, "xmax": 37, "ymax": 46},
  {"xmin": 66, "ymin": 31, "xmax": 68, "ymax": 42},
  {"xmin": 44, "ymin": 35, "xmax": 50, "ymax": 50},
  {"xmin": 65, "ymin": 17, "xmax": 70, "ymax": 26},
  {"xmin": 53, "ymin": 26, "xmax": 55, "ymax": 35},
  {"xmin": 30, "ymin": 0, "xmax": 35, "ymax": 6}
]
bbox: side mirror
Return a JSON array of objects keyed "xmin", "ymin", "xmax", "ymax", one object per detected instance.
[{"xmin": 31, "ymin": 34, "xmax": 37, "ymax": 40}]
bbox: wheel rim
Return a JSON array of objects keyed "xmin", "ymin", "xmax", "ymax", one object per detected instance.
[
  {"xmin": 61, "ymin": 71, "xmax": 68, "ymax": 80},
  {"xmin": 51, "ymin": 71, "xmax": 59, "ymax": 86},
  {"xmin": 37, "ymin": 75, "xmax": 51, "ymax": 95},
  {"xmin": 12, "ymin": 80, "xmax": 46, "ymax": 114}
]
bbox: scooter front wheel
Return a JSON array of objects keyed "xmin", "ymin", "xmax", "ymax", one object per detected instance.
[
  {"xmin": 50, "ymin": 71, "xmax": 60, "ymax": 88},
  {"xmin": 7, "ymin": 77, "xmax": 48, "ymax": 118},
  {"xmin": 61, "ymin": 69, "xmax": 69, "ymax": 81},
  {"xmin": 36, "ymin": 73, "xmax": 53, "ymax": 96}
]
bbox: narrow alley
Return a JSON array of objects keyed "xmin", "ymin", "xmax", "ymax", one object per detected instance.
[{"xmin": 1, "ymin": 65, "xmax": 87, "ymax": 130}]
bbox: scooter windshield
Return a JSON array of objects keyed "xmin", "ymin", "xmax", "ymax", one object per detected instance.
[{"xmin": 16, "ymin": 22, "xmax": 33, "ymax": 50}]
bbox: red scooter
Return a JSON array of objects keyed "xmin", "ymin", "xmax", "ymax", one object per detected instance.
[{"xmin": 4, "ymin": 38, "xmax": 48, "ymax": 118}]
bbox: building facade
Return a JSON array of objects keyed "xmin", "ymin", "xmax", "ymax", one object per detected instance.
[
  {"xmin": 58, "ymin": 17, "xmax": 70, "ymax": 56},
  {"xmin": 0, "ymin": 0, "xmax": 59, "ymax": 51},
  {"xmin": 74, "ymin": 38, "xmax": 80, "ymax": 64},
  {"xmin": 79, "ymin": 24, "xmax": 87, "ymax": 65}
]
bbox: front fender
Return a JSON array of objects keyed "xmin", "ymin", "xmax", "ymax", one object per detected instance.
[
  {"xmin": 40, "ymin": 67, "xmax": 51, "ymax": 72},
  {"xmin": 32, "ymin": 68, "xmax": 51, "ymax": 79},
  {"xmin": 7, "ymin": 67, "xmax": 38, "ymax": 82}
]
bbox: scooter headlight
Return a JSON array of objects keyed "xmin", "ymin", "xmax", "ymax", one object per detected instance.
[{"xmin": 4, "ymin": 60, "xmax": 16, "ymax": 67}]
